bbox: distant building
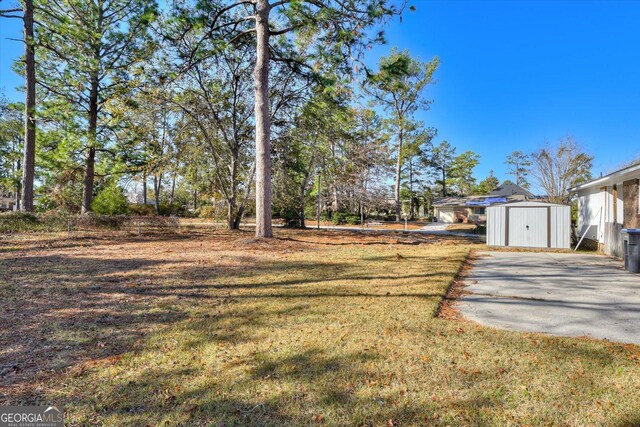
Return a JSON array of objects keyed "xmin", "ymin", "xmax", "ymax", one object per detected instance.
[
  {"xmin": 0, "ymin": 190, "xmax": 16, "ymax": 211},
  {"xmin": 125, "ymin": 182, "xmax": 152, "ymax": 205},
  {"xmin": 433, "ymin": 182, "xmax": 535, "ymax": 224}
]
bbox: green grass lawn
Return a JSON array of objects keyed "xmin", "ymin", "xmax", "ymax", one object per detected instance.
[{"xmin": 1, "ymin": 229, "xmax": 639, "ymax": 426}]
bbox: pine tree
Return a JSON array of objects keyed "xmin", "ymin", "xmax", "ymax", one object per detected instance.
[
  {"xmin": 36, "ymin": 0, "xmax": 157, "ymax": 213},
  {"xmin": 365, "ymin": 49, "xmax": 438, "ymax": 221},
  {"xmin": 1, "ymin": 0, "xmax": 36, "ymax": 211},
  {"xmin": 474, "ymin": 170, "xmax": 499, "ymax": 195},
  {"xmin": 172, "ymin": 0, "xmax": 403, "ymax": 237},
  {"xmin": 505, "ymin": 150, "xmax": 532, "ymax": 189}
]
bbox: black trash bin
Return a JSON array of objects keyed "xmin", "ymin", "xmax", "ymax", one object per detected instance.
[{"xmin": 622, "ymin": 229, "xmax": 640, "ymax": 273}]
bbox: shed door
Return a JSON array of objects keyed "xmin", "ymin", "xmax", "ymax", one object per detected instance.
[{"xmin": 508, "ymin": 208, "xmax": 548, "ymax": 248}]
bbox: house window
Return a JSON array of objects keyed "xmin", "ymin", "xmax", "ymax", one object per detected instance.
[{"xmin": 474, "ymin": 207, "xmax": 486, "ymax": 215}]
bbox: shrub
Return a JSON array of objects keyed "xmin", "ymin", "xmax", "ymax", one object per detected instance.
[
  {"xmin": 159, "ymin": 202, "xmax": 192, "ymax": 217},
  {"xmin": 0, "ymin": 212, "xmax": 39, "ymax": 233},
  {"xmin": 278, "ymin": 208, "xmax": 303, "ymax": 228},
  {"xmin": 345, "ymin": 215, "xmax": 361, "ymax": 225},
  {"xmin": 198, "ymin": 205, "xmax": 220, "ymax": 219},
  {"xmin": 332, "ymin": 212, "xmax": 361, "ymax": 225},
  {"xmin": 34, "ymin": 194, "xmax": 58, "ymax": 213},
  {"xmin": 92, "ymin": 184, "xmax": 129, "ymax": 215},
  {"xmin": 128, "ymin": 204, "xmax": 156, "ymax": 216},
  {"xmin": 0, "ymin": 211, "xmax": 179, "ymax": 234},
  {"xmin": 0, "ymin": 211, "xmax": 70, "ymax": 233},
  {"xmin": 332, "ymin": 212, "xmax": 347, "ymax": 225}
]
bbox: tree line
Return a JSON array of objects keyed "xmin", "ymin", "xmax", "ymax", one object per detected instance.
[{"xmin": 0, "ymin": 0, "xmax": 594, "ymax": 235}]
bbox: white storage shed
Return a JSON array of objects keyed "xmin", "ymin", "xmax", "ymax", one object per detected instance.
[{"xmin": 487, "ymin": 201, "xmax": 571, "ymax": 249}]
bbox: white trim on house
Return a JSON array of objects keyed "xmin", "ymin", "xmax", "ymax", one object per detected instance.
[{"xmin": 569, "ymin": 162, "xmax": 640, "ymax": 193}]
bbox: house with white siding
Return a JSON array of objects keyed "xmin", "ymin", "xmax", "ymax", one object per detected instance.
[{"xmin": 570, "ymin": 162, "xmax": 640, "ymax": 257}]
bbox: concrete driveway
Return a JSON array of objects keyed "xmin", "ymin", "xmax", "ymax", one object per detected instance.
[{"xmin": 459, "ymin": 251, "xmax": 640, "ymax": 345}]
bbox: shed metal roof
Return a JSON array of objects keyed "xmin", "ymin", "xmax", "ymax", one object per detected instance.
[{"xmin": 488, "ymin": 200, "xmax": 570, "ymax": 208}]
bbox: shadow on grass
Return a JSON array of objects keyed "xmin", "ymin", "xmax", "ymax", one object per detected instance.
[
  {"xmin": 0, "ymin": 233, "xmax": 455, "ymax": 404},
  {"xmin": 3, "ymin": 231, "xmax": 638, "ymax": 425},
  {"xmin": 62, "ymin": 344, "xmax": 432, "ymax": 426}
]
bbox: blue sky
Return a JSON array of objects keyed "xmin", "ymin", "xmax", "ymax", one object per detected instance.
[
  {"xmin": 2, "ymin": 0, "xmax": 640, "ymax": 186},
  {"xmin": 365, "ymin": 0, "xmax": 640, "ymax": 184}
]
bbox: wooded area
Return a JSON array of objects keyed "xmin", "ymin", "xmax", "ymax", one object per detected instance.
[
  {"xmin": 0, "ymin": 0, "xmax": 596, "ymax": 237},
  {"xmin": 0, "ymin": 0, "xmax": 494, "ymax": 235}
]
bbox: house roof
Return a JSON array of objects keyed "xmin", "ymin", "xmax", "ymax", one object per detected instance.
[
  {"xmin": 489, "ymin": 182, "xmax": 535, "ymax": 198},
  {"xmin": 432, "ymin": 197, "xmax": 468, "ymax": 207},
  {"xmin": 569, "ymin": 162, "xmax": 640, "ymax": 193}
]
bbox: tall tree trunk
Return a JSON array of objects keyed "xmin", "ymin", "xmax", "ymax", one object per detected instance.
[
  {"xmin": 233, "ymin": 206, "xmax": 244, "ymax": 229},
  {"xmin": 316, "ymin": 172, "xmax": 321, "ymax": 229},
  {"xmin": 361, "ymin": 170, "xmax": 368, "ymax": 224},
  {"xmin": 409, "ymin": 158, "xmax": 414, "ymax": 220},
  {"xmin": 441, "ymin": 168, "xmax": 447, "ymax": 197},
  {"xmin": 153, "ymin": 173, "xmax": 162, "ymax": 215},
  {"xmin": 15, "ymin": 181, "xmax": 21, "ymax": 212},
  {"xmin": 330, "ymin": 139, "xmax": 338, "ymax": 215},
  {"xmin": 227, "ymin": 199, "xmax": 237, "ymax": 229},
  {"xmin": 20, "ymin": 0, "xmax": 36, "ymax": 212},
  {"xmin": 81, "ymin": 77, "xmax": 99, "ymax": 214},
  {"xmin": 82, "ymin": 146, "xmax": 96, "ymax": 213},
  {"xmin": 193, "ymin": 189, "xmax": 197, "ymax": 210},
  {"xmin": 169, "ymin": 172, "xmax": 176, "ymax": 204},
  {"xmin": 394, "ymin": 129, "xmax": 403, "ymax": 222},
  {"xmin": 299, "ymin": 176, "xmax": 308, "ymax": 229},
  {"xmin": 253, "ymin": 0, "xmax": 272, "ymax": 238},
  {"xmin": 300, "ymin": 191, "xmax": 306, "ymax": 228},
  {"xmin": 142, "ymin": 171, "xmax": 147, "ymax": 205},
  {"xmin": 228, "ymin": 156, "xmax": 239, "ymax": 230}
]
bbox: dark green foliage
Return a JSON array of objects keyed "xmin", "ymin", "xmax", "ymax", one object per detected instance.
[
  {"xmin": 345, "ymin": 215, "xmax": 361, "ymax": 225},
  {"xmin": 333, "ymin": 212, "xmax": 361, "ymax": 225},
  {"xmin": 277, "ymin": 208, "xmax": 305, "ymax": 228},
  {"xmin": 0, "ymin": 212, "xmax": 39, "ymax": 233},
  {"xmin": 0, "ymin": 100, "xmax": 23, "ymax": 198},
  {"xmin": 128, "ymin": 204, "xmax": 156, "ymax": 216},
  {"xmin": 474, "ymin": 171, "xmax": 500, "ymax": 195},
  {"xmin": 36, "ymin": 0, "xmax": 158, "ymax": 212},
  {"xmin": 92, "ymin": 184, "xmax": 129, "ymax": 215},
  {"xmin": 159, "ymin": 202, "xmax": 193, "ymax": 217},
  {"xmin": 430, "ymin": 141, "xmax": 480, "ymax": 197},
  {"xmin": 0, "ymin": 211, "xmax": 68, "ymax": 233},
  {"xmin": 0, "ymin": 211, "xmax": 179, "ymax": 233}
]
